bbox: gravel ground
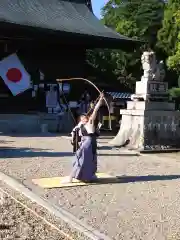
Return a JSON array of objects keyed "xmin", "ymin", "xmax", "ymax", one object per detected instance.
[
  {"xmin": 0, "ymin": 187, "xmax": 67, "ymax": 240},
  {"xmin": 0, "ymin": 181, "xmax": 89, "ymax": 240},
  {"xmin": 0, "ymin": 134, "xmax": 180, "ymax": 240}
]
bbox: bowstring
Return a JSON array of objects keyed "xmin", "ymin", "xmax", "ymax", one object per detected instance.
[
  {"xmin": 86, "ymin": 91, "xmax": 104, "ymax": 130},
  {"xmin": 60, "ymin": 88, "xmax": 76, "ymax": 124},
  {"xmin": 59, "ymin": 88, "xmax": 80, "ymax": 151},
  {"xmin": 87, "ymin": 90, "xmax": 104, "ymax": 114},
  {"xmin": 60, "ymin": 89, "xmax": 101, "ymax": 150},
  {"xmin": 86, "ymin": 95, "xmax": 100, "ymax": 116},
  {"xmin": 57, "ymin": 78, "xmax": 111, "ymax": 131}
]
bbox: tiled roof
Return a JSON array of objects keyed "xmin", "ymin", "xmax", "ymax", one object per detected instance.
[
  {"xmin": 0, "ymin": 0, "xmax": 140, "ymax": 47},
  {"xmin": 107, "ymin": 92, "xmax": 132, "ymax": 99}
]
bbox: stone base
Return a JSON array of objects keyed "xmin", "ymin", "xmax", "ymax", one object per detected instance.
[
  {"xmin": 109, "ymin": 107, "xmax": 180, "ymax": 151},
  {"xmin": 131, "ymin": 93, "xmax": 169, "ymax": 101},
  {"xmin": 0, "ymin": 113, "xmax": 74, "ymax": 134},
  {"xmin": 39, "ymin": 113, "xmax": 60, "ymax": 132},
  {"xmin": 136, "ymin": 80, "xmax": 168, "ymax": 95},
  {"xmin": 132, "ymin": 80, "xmax": 169, "ymax": 101},
  {"xmin": 127, "ymin": 101, "xmax": 175, "ymax": 111},
  {"xmin": 0, "ymin": 114, "xmax": 41, "ymax": 133}
]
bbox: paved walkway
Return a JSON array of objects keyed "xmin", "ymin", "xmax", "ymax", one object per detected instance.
[{"xmin": 0, "ymin": 134, "xmax": 180, "ymax": 240}]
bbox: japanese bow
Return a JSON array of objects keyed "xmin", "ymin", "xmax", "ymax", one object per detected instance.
[{"xmin": 57, "ymin": 77, "xmax": 112, "ymax": 130}]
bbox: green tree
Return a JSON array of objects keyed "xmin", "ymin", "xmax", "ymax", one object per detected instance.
[
  {"xmin": 86, "ymin": 48, "xmax": 138, "ymax": 90},
  {"xmin": 167, "ymin": 10, "xmax": 180, "ymax": 72},
  {"xmin": 102, "ymin": 0, "xmax": 164, "ymax": 43},
  {"xmin": 87, "ymin": 0, "xmax": 165, "ymax": 90},
  {"xmin": 169, "ymin": 87, "xmax": 180, "ymax": 98},
  {"xmin": 157, "ymin": 1, "xmax": 180, "ymax": 72}
]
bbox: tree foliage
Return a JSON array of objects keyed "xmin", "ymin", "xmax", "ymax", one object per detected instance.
[
  {"xmin": 87, "ymin": 0, "xmax": 165, "ymax": 91},
  {"xmin": 86, "ymin": 49, "xmax": 138, "ymax": 91},
  {"xmin": 157, "ymin": 1, "xmax": 180, "ymax": 73},
  {"xmin": 169, "ymin": 87, "xmax": 180, "ymax": 98},
  {"xmin": 102, "ymin": 0, "xmax": 164, "ymax": 43},
  {"xmin": 167, "ymin": 10, "xmax": 180, "ymax": 72}
]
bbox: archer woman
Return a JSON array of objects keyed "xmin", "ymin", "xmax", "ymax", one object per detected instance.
[{"xmin": 63, "ymin": 93, "xmax": 104, "ymax": 183}]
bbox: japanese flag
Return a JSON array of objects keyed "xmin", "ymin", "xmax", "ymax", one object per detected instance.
[{"xmin": 0, "ymin": 53, "xmax": 31, "ymax": 96}]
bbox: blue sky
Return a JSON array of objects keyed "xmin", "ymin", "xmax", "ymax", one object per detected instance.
[{"xmin": 91, "ymin": 0, "xmax": 106, "ymax": 18}]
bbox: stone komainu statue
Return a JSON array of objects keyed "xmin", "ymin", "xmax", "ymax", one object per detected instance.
[{"xmin": 141, "ymin": 51, "xmax": 165, "ymax": 82}]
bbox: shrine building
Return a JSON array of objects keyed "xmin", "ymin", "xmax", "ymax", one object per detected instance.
[{"xmin": 0, "ymin": 0, "xmax": 140, "ymax": 133}]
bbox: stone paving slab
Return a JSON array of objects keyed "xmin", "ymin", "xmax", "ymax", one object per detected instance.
[{"xmin": 0, "ymin": 134, "xmax": 180, "ymax": 239}]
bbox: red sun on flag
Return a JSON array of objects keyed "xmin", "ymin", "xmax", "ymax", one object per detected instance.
[{"xmin": 6, "ymin": 68, "xmax": 22, "ymax": 83}]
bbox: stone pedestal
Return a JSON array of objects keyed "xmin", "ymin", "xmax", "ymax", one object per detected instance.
[
  {"xmin": 0, "ymin": 114, "xmax": 41, "ymax": 133},
  {"xmin": 109, "ymin": 101, "xmax": 180, "ymax": 151},
  {"xmin": 110, "ymin": 80, "xmax": 180, "ymax": 151},
  {"xmin": 110, "ymin": 51, "xmax": 180, "ymax": 151},
  {"xmin": 0, "ymin": 112, "xmax": 73, "ymax": 134},
  {"xmin": 39, "ymin": 114, "xmax": 59, "ymax": 132},
  {"xmin": 132, "ymin": 80, "xmax": 169, "ymax": 101},
  {"xmin": 40, "ymin": 112, "xmax": 74, "ymax": 133}
]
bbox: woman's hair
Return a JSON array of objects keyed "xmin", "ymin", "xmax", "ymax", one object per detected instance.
[
  {"xmin": 78, "ymin": 113, "xmax": 89, "ymax": 122},
  {"xmin": 80, "ymin": 113, "xmax": 87, "ymax": 117}
]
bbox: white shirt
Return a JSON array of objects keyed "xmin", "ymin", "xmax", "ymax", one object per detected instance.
[
  {"xmin": 71, "ymin": 120, "xmax": 95, "ymax": 137},
  {"xmin": 84, "ymin": 121, "xmax": 95, "ymax": 134}
]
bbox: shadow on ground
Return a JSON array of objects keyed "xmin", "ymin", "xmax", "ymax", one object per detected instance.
[
  {"xmin": 97, "ymin": 146, "xmax": 139, "ymax": 156},
  {"xmin": 0, "ymin": 146, "xmax": 139, "ymax": 158},
  {"xmin": 0, "ymin": 132, "xmax": 64, "ymax": 138},
  {"xmin": 0, "ymin": 140, "xmax": 14, "ymax": 144},
  {"xmin": 98, "ymin": 136, "xmax": 114, "ymax": 140},
  {"xmin": 0, "ymin": 132, "xmax": 115, "ymax": 139},
  {"xmin": 0, "ymin": 225, "xmax": 12, "ymax": 230},
  {"xmin": 97, "ymin": 146, "xmax": 113, "ymax": 150},
  {"xmin": 34, "ymin": 175, "xmax": 180, "ymax": 189},
  {"xmin": 0, "ymin": 147, "xmax": 74, "ymax": 158},
  {"xmin": 98, "ymin": 153, "xmax": 139, "ymax": 156},
  {"xmin": 92, "ymin": 174, "xmax": 180, "ymax": 185}
]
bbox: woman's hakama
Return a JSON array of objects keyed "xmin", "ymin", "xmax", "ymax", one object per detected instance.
[{"xmin": 71, "ymin": 135, "xmax": 97, "ymax": 182}]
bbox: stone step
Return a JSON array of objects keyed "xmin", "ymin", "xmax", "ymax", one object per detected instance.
[
  {"xmin": 127, "ymin": 101, "xmax": 175, "ymax": 111},
  {"xmin": 0, "ymin": 114, "xmax": 40, "ymax": 133}
]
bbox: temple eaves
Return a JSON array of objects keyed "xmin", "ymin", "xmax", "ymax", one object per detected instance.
[{"xmin": 0, "ymin": 0, "xmax": 142, "ymax": 49}]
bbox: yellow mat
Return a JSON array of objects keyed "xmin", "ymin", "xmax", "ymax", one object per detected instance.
[{"xmin": 32, "ymin": 173, "xmax": 115, "ymax": 188}]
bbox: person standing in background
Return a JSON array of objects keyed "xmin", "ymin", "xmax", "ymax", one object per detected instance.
[{"xmin": 79, "ymin": 90, "xmax": 91, "ymax": 114}]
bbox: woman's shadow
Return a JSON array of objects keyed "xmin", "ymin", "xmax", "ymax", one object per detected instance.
[{"xmin": 94, "ymin": 174, "xmax": 180, "ymax": 185}]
